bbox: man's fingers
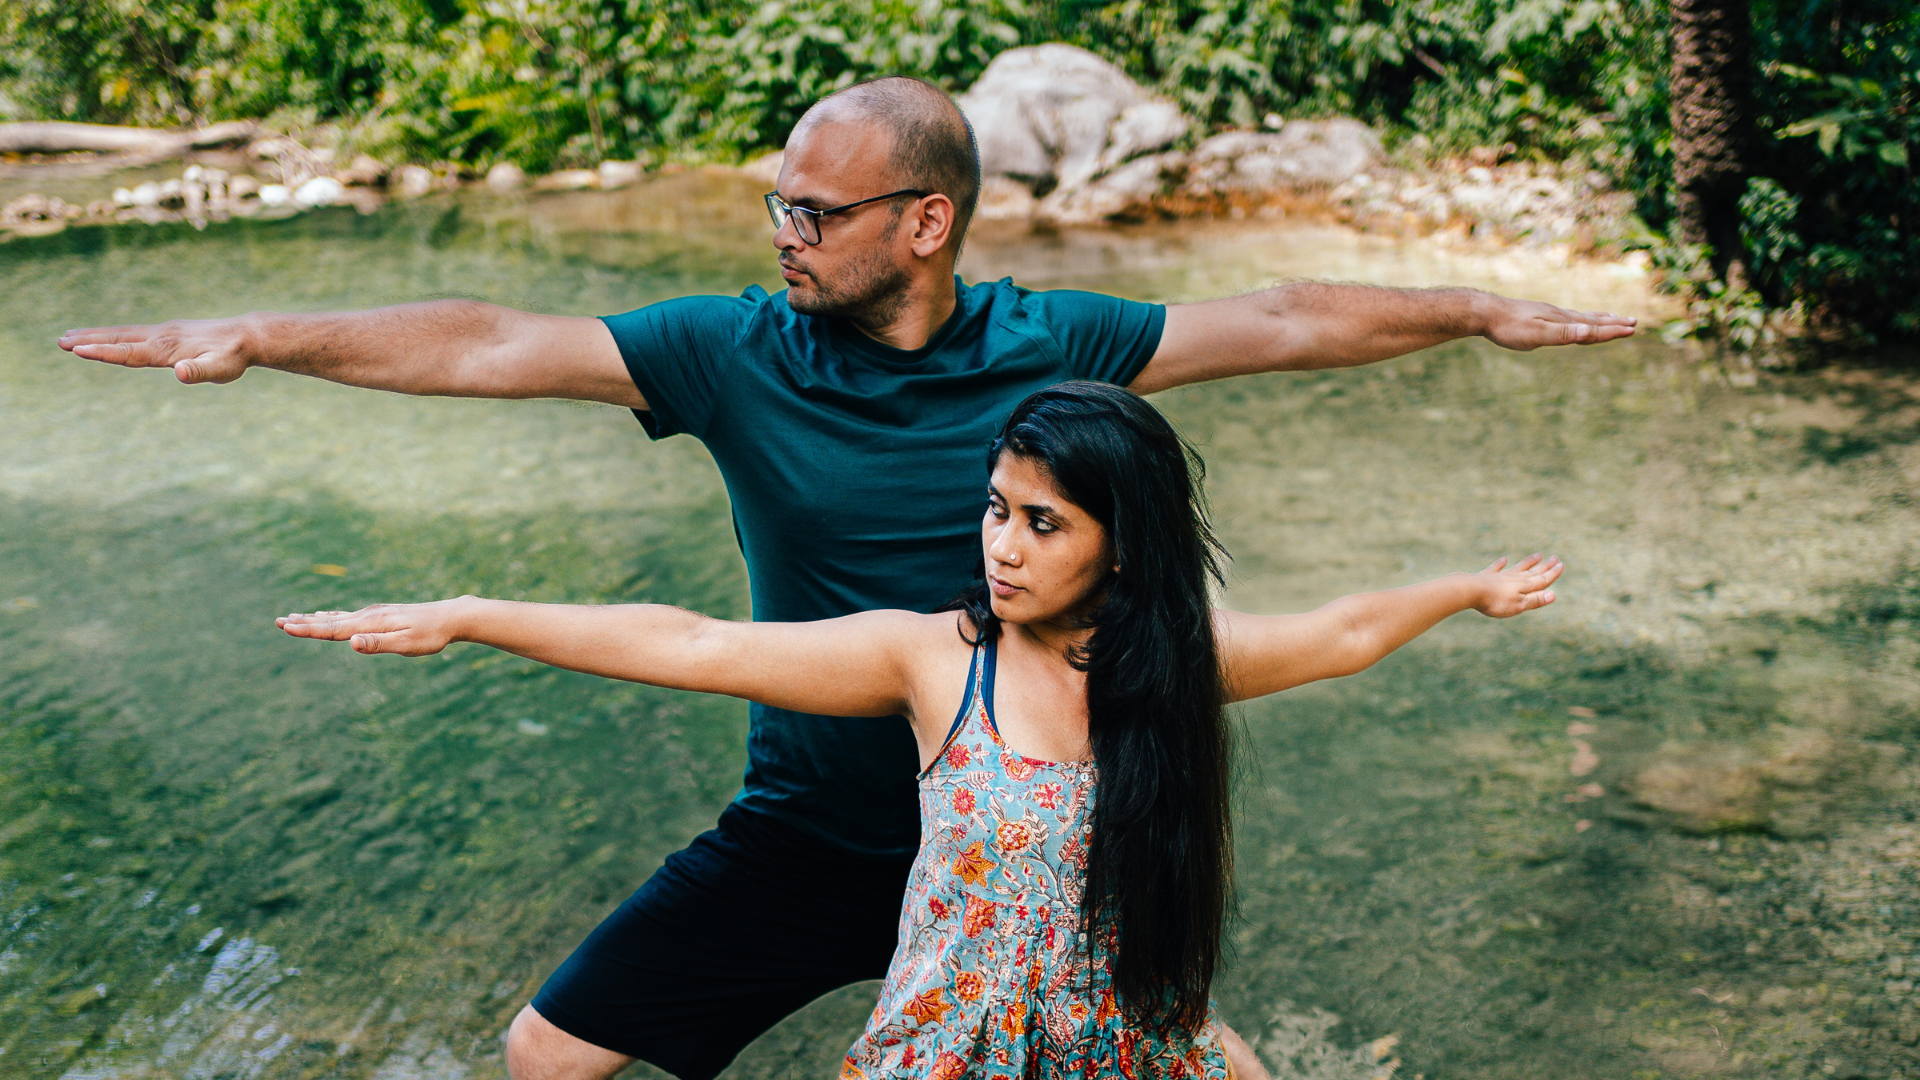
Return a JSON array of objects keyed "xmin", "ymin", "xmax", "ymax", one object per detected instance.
[
  {"xmin": 71, "ymin": 341, "xmax": 163, "ymax": 367},
  {"xmin": 1557, "ymin": 318, "xmax": 1638, "ymax": 346},
  {"xmin": 59, "ymin": 325, "xmax": 156, "ymax": 349}
]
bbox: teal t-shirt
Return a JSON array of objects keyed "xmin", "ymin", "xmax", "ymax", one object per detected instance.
[{"xmin": 602, "ymin": 276, "xmax": 1164, "ymax": 856}]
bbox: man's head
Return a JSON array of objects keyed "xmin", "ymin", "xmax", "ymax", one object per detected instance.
[{"xmin": 773, "ymin": 77, "xmax": 981, "ymax": 326}]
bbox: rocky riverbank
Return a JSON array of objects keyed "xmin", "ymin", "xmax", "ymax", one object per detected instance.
[{"xmin": 1, "ymin": 43, "xmax": 1648, "ymax": 280}]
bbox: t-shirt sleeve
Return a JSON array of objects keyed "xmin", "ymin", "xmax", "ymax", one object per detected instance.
[
  {"xmin": 1027, "ymin": 289, "xmax": 1167, "ymax": 387},
  {"xmin": 599, "ymin": 294, "xmax": 757, "ymax": 440}
]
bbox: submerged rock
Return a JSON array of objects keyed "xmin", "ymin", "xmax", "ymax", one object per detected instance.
[
  {"xmin": 1628, "ymin": 755, "xmax": 1772, "ymax": 832},
  {"xmin": 1619, "ymin": 725, "xmax": 1867, "ymax": 836}
]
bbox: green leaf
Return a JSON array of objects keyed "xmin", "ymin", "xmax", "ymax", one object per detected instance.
[{"xmin": 1879, "ymin": 141, "xmax": 1910, "ymax": 167}]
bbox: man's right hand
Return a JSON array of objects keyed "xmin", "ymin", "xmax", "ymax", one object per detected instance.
[{"xmin": 61, "ymin": 317, "xmax": 255, "ymax": 384}]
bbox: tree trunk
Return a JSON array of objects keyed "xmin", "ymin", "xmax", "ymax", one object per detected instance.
[
  {"xmin": 1669, "ymin": 0, "xmax": 1754, "ymax": 288},
  {"xmin": 0, "ymin": 120, "xmax": 256, "ymax": 157}
]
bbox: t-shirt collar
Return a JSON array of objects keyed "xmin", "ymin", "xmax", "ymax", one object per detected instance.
[{"xmin": 826, "ymin": 276, "xmax": 970, "ymax": 367}]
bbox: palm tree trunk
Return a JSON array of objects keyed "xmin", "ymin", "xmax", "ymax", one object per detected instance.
[{"xmin": 1669, "ymin": 0, "xmax": 1755, "ymax": 288}]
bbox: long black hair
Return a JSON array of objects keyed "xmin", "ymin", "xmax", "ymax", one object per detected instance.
[{"xmin": 945, "ymin": 381, "xmax": 1232, "ymax": 1035}]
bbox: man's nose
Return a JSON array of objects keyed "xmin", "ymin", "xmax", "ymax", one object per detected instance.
[{"xmin": 773, "ymin": 214, "xmax": 806, "ymax": 251}]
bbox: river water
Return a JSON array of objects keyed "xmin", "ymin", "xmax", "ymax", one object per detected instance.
[{"xmin": 2, "ymin": 170, "xmax": 1916, "ymax": 1080}]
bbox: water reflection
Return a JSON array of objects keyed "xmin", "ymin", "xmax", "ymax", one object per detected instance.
[{"xmin": 0, "ymin": 173, "xmax": 1915, "ymax": 1080}]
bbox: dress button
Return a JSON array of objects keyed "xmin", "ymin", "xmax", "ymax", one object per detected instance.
[{"xmin": 1078, "ymin": 932, "xmax": 1087, "ymax": 943}]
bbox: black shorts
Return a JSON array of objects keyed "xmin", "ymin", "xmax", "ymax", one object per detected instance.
[{"xmin": 531, "ymin": 805, "xmax": 915, "ymax": 1080}]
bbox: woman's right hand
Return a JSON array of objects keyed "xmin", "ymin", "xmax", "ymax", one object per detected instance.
[
  {"xmin": 277, "ymin": 598, "xmax": 472, "ymax": 655},
  {"xmin": 1469, "ymin": 554, "xmax": 1562, "ymax": 617}
]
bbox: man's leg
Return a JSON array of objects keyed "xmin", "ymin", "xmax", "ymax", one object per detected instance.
[
  {"xmin": 506, "ymin": 1005, "xmax": 635, "ymax": 1080},
  {"xmin": 506, "ymin": 806, "xmax": 911, "ymax": 1080}
]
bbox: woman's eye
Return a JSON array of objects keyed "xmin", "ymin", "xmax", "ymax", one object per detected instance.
[{"xmin": 1030, "ymin": 518, "xmax": 1056, "ymax": 534}]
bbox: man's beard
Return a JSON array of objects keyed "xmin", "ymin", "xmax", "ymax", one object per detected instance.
[{"xmin": 783, "ymin": 229, "xmax": 914, "ymax": 330}]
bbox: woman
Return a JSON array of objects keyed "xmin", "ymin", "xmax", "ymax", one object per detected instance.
[{"xmin": 279, "ymin": 382, "xmax": 1561, "ymax": 1079}]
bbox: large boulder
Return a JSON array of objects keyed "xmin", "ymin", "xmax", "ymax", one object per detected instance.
[
  {"xmin": 1185, "ymin": 120, "xmax": 1382, "ymax": 194},
  {"xmin": 958, "ymin": 44, "xmax": 1187, "ymax": 204}
]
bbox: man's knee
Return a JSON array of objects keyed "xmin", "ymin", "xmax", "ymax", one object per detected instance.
[{"xmin": 505, "ymin": 1005, "xmax": 635, "ymax": 1080}]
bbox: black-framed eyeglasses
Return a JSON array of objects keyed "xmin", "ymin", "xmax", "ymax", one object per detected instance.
[{"xmin": 764, "ymin": 189, "xmax": 928, "ymax": 246}]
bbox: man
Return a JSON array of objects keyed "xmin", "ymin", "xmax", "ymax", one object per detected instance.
[{"xmin": 61, "ymin": 77, "xmax": 1634, "ymax": 1080}]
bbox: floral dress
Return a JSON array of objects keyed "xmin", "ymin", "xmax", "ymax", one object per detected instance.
[{"xmin": 841, "ymin": 641, "xmax": 1232, "ymax": 1080}]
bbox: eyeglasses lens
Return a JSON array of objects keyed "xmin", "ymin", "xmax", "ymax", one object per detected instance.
[{"xmin": 765, "ymin": 195, "xmax": 820, "ymax": 245}]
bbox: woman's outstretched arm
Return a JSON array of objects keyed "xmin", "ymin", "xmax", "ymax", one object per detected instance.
[
  {"xmin": 277, "ymin": 598, "xmax": 949, "ymax": 722},
  {"xmin": 1216, "ymin": 555, "xmax": 1562, "ymax": 702}
]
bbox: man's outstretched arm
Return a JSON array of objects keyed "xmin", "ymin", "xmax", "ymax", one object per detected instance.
[
  {"xmin": 1130, "ymin": 283, "xmax": 1636, "ymax": 394},
  {"xmin": 59, "ymin": 301, "xmax": 647, "ymax": 408}
]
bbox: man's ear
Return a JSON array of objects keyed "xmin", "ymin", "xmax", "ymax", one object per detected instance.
[{"xmin": 908, "ymin": 194, "xmax": 955, "ymax": 258}]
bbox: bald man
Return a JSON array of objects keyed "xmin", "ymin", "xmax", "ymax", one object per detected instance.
[{"xmin": 61, "ymin": 76, "xmax": 1635, "ymax": 1080}]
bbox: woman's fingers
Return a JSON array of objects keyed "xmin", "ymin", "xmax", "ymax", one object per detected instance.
[
  {"xmin": 279, "ymin": 607, "xmax": 409, "ymax": 641},
  {"xmin": 351, "ymin": 631, "xmax": 405, "ymax": 654},
  {"xmin": 279, "ymin": 614, "xmax": 361, "ymax": 640}
]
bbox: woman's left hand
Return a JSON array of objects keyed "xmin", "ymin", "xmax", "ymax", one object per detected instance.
[{"xmin": 1470, "ymin": 554, "xmax": 1562, "ymax": 617}]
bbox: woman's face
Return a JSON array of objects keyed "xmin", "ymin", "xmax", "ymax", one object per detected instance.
[{"xmin": 982, "ymin": 454, "xmax": 1113, "ymax": 627}]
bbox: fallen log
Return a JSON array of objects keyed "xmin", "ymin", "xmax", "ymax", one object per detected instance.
[{"xmin": 0, "ymin": 120, "xmax": 257, "ymax": 156}]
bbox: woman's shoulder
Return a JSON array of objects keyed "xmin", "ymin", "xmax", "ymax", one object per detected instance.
[{"xmin": 837, "ymin": 608, "xmax": 978, "ymax": 651}]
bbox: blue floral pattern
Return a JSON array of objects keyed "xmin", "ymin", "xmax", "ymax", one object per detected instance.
[{"xmin": 842, "ymin": 643, "xmax": 1231, "ymax": 1080}]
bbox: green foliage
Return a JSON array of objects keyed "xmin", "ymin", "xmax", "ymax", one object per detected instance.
[
  {"xmin": 1749, "ymin": 0, "xmax": 1919, "ymax": 339},
  {"xmin": 0, "ymin": 0, "xmax": 1913, "ymax": 339},
  {"xmin": 670, "ymin": 0, "xmax": 1027, "ymax": 156}
]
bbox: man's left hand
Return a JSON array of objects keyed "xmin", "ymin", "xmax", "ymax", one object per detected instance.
[{"xmin": 1480, "ymin": 295, "xmax": 1637, "ymax": 351}]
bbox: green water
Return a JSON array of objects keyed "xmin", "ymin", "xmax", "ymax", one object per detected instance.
[{"xmin": 2, "ymin": 171, "xmax": 1917, "ymax": 1080}]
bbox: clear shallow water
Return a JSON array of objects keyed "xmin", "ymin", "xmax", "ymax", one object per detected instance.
[{"xmin": 2, "ymin": 171, "xmax": 1917, "ymax": 1080}]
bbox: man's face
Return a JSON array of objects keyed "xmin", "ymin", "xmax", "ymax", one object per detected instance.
[{"xmin": 772, "ymin": 119, "xmax": 915, "ymax": 326}]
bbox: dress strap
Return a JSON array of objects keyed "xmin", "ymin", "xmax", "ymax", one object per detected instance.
[
  {"xmin": 982, "ymin": 637, "xmax": 1000, "ymax": 738},
  {"xmin": 921, "ymin": 644, "xmax": 982, "ymax": 778}
]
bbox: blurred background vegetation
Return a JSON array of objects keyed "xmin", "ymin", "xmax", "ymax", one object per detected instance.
[{"xmin": 0, "ymin": 0, "xmax": 1913, "ymax": 341}]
